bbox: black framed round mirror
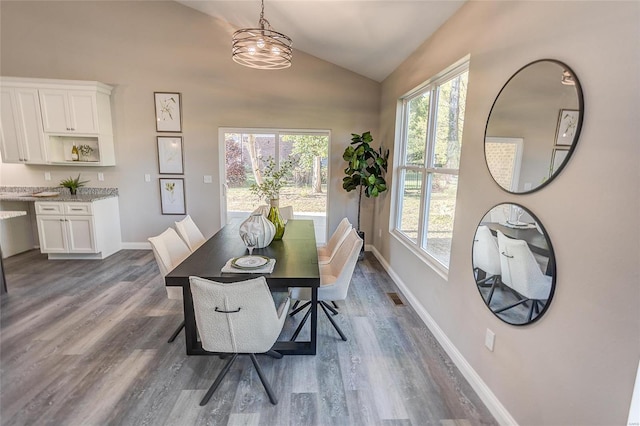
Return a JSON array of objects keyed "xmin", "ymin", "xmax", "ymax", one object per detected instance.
[
  {"xmin": 473, "ymin": 203, "xmax": 556, "ymax": 325},
  {"xmin": 485, "ymin": 59, "xmax": 583, "ymax": 193}
]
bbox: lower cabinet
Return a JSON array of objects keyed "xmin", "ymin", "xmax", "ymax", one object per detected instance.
[{"xmin": 35, "ymin": 197, "xmax": 121, "ymax": 259}]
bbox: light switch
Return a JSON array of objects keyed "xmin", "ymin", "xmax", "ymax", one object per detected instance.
[
  {"xmin": 44, "ymin": 172, "xmax": 51, "ymax": 181},
  {"xmin": 144, "ymin": 174, "xmax": 151, "ymax": 182},
  {"xmin": 485, "ymin": 329, "xmax": 495, "ymax": 352},
  {"xmin": 203, "ymin": 175, "xmax": 212, "ymax": 184},
  {"xmin": 98, "ymin": 172, "xmax": 104, "ymax": 182}
]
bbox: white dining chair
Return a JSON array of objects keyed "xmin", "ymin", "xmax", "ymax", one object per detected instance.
[
  {"xmin": 289, "ymin": 228, "xmax": 362, "ymax": 341},
  {"xmin": 318, "ymin": 217, "xmax": 352, "ymax": 264},
  {"xmin": 189, "ymin": 276, "xmax": 290, "ymax": 406},
  {"xmin": 148, "ymin": 227, "xmax": 192, "ymax": 342},
  {"xmin": 175, "ymin": 215, "xmax": 206, "ymax": 252},
  {"xmin": 495, "ymin": 231, "xmax": 553, "ymax": 321},
  {"xmin": 473, "ymin": 225, "xmax": 502, "ymax": 303}
]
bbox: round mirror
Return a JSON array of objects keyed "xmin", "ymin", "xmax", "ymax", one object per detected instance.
[
  {"xmin": 472, "ymin": 203, "xmax": 556, "ymax": 325},
  {"xmin": 485, "ymin": 59, "xmax": 583, "ymax": 193}
]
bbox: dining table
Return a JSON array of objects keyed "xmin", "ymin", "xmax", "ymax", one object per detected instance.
[{"xmin": 165, "ymin": 219, "xmax": 320, "ymax": 356}]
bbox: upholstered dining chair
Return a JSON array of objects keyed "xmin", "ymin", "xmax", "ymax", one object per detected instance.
[
  {"xmin": 495, "ymin": 231, "xmax": 553, "ymax": 322},
  {"xmin": 148, "ymin": 228, "xmax": 191, "ymax": 342},
  {"xmin": 289, "ymin": 228, "xmax": 362, "ymax": 342},
  {"xmin": 252, "ymin": 204, "xmax": 294, "ymax": 221},
  {"xmin": 473, "ymin": 225, "xmax": 502, "ymax": 303},
  {"xmin": 175, "ymin": 215, "xmax": 206, "ymax": 252},
  {"xmin": 189, "ymin": 276, "xmax": 290, "ymax": 406}
]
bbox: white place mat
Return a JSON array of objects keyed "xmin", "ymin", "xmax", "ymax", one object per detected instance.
[
  {"xmin": 221, "ymin": 257, "xmax": 276, "ymax": 274},
  {"xmin": 500, "ymin": 221, "xmax": 536, "ymax": 229}
]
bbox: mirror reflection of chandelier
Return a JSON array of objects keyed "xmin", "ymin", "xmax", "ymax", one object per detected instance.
[
  {"xmin": 232, "ymin": 0, "xmax": 293, "ymax": 70},
  {"xmin": 561, "ymin": 69, "xmax": 575, "ymax": 85}
]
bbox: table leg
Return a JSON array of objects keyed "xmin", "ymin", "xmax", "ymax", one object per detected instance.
[
  {"xmin": 310, "ymin": 285, "xmax": 317, "ymax": 354},
  {"xmin": 182, "ymin": 285, "xmax": 199, "ymax": 355}
]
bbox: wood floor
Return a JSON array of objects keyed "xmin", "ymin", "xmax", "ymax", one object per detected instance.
[{"xmin": 1, "ymin": 249, "xmax": 496, "ymax": 426}]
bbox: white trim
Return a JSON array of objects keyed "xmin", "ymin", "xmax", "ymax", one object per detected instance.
[
  {"xmin": 369, "ymin": 245, "xmax": 518, "ymax": 426},
  {"xmin": 121, "ymin": 242, "xmax": 151, "ymax": 250}
]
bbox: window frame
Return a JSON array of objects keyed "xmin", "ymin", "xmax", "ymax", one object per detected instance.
[{"xmin": 390, "ymin": 59, "xmax": 470, "ymax": 278}]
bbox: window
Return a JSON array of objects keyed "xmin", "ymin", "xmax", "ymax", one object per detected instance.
[{"xmin": 393, "ymin": 61, "xmax": 469, "ymax": 272}]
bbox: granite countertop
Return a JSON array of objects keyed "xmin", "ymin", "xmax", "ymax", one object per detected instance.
[{"xmin": 0, "ymin": 187, "xmax": 118, "ymax": 202}]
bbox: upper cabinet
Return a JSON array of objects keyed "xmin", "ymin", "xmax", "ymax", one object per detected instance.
[
  {"xmin": 0, "ymin": 87, "xmax": 49, "ymax": 164},
  {"xmin": 0, "ymin": 77, "xmax": 116, "ymax": 166}
]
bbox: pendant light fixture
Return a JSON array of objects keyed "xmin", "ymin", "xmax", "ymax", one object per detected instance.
[{"xmin": 232, "ymin": 0, "xmax": 293, "ymax": 70}]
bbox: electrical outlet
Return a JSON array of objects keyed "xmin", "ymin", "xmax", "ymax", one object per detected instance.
[
  {"xmin": 144, "ymin": 174, "xmax": 151, "ymax": 182},
  {"xmin": 485, "ymin": 329, "xmax": 495, "ymax": 352},
  {"xmin": 97, "ymin": 172, "xmax": 104, "ymax": 182},
  {"xmin": 203, "ymin": 175, "xmax": 212, "ymax": 184},
  {"xmin": 44, "ymin": 172, "xmax": 51, "ymax": 181}
]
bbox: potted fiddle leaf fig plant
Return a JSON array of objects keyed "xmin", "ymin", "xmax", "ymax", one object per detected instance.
[
  {"xmin": 342, "ymin": 131, "xmax": 389, "ymax": 256},
  {"xmin": 59, "ymin": 174, "xmax": 89, "ymax": 195}
]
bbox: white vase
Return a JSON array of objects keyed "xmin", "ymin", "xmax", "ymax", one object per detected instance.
[{"xmin": 239, "ymin": 213, "xmax": 276, "ymax": 248}]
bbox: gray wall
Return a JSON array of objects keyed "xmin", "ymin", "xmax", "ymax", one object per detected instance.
[
  {"xmin": 0, "ymin": 0, "xmax": 381, "ymax": 243},
  {"xmin": 375, "ymin": 1, "xmax": 639, "ymax": 424}
]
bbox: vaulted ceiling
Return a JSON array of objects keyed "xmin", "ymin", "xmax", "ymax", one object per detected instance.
[{"xmin": 177, "ymin": 1, "xmax": 465, "ymax": 82}]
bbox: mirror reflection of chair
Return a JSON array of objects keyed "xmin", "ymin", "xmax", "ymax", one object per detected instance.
[
  {"xmin": 175, "ymin": 215, "xmax": 206, "ymax": 252},
  {"xmin": 148, "ymin": 228, "xmax": 192, "ymax": 342},
  {"xmin": 189, "ymin": 276, "xmax": 290, "ymax": 406},
  {"xmin": 473, "ymin": 225, "xmax": 502, "ymax": 304},
  {"xmin": 495, "ymin": 231, "xmax": 552, "ymax": 322},
  {"xmin": 289, "ymin": 229, "xmax": 363, "ymax": 342}
]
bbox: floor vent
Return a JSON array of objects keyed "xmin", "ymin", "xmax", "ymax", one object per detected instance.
[{"xmin": 388, "ymin": 292, "xmax": 405, "ymax": 306}]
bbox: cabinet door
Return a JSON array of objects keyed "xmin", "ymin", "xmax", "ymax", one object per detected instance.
[
  {"xmin": 14, "ymin": 89, "xmax": 48, "ymax": 164},
  {"xmin": 0, "ymin": 88, "xmax": 24, "ymax": 163},
  {"xmin": 68, "ymin": 91, "xmax": 99, "ymax": 134},
  {"xmin": 66, "ymin": 216, "xmax": 97, "ymax": 253},
  {"xmin": 39, "ymin": 90, "xmax": 71, "ymax": 132},
  {"xmin": 37, "ymin": 216, "xmax": 68, "ymax": 253}
]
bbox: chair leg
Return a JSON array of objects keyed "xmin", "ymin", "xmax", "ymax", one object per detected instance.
[
  {"xmin": 289, "ymin": 300, "xmax": 311, "ymax": 317},
  {"xmin": 290, "ymin": 306, "xmax": 312, "ymax": 341},
  {"xmin": 486, "ymin": 276, "xmax": 500, "ymax": 304},
  {"xmin": 331, "ymin": 301, "xmax": 339, "ymax": 310},
  {"xmin": 291, "ymin": 300, "xmax": 300, "ymax": 311},
  {"xmin": 249, "ymin": 354, "xmax": 277, "ymax": 405},
  {"xmin": 321, "ymin": 301, "xmax": 339, "ymax": 316},
  {"xmin": 319, "ymin": 301, "xmax": 347, "ymax": 341},
  {"xmin": 168, "ymin": 320, "xmax": 185, "ymax": 343},
  {"xmin": 200, "ymin": 353, "xmax": 238, "ymax": 406},
  {"xmin": 264, "ymin": 349, "xmax": 283, "ymax": 359},
  {"xmin": 494, "ymin": 298, "xmax": 529, "ymax": 314}
]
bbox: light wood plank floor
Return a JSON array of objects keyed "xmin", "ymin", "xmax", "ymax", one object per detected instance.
[{"xmin": 1, "ymin": 249, "xmax": 496, "ymax": 425}]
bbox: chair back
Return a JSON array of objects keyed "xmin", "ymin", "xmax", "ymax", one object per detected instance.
[
  {"xmin": 497, "ymin": 231, "xmax": 551, "ymax": 300},
  {"xmin": 189, "ymin": 276, "xmax": 289, "ymax": 353},
  {"xmin": 148, "ymin": 228, "xmax": 191, "ymax": 299},
  {"xmin": 320, "ymin": 229, "xmax": 363, "ymax": 301},
  {"xmin": 319, "ymin": 217, "xmax": 352, "ymax": 264},
  {"xmin": 175, "ymin": 215, "xmax": 206, "ymax": 251},
  {"xmin": 279, "ymin": 206, "xmax": 294, "ymax": 221},
  {"xmin": 473, "ymin": 225, "xmax": 501, "ymax": 277}
]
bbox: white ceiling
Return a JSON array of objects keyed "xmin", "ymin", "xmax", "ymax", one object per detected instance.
[{"xmin": 176, "ymin": 1, "xmax": 466, "ymax": 82}]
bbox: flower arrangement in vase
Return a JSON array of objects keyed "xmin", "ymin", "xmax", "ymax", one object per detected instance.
[{"xmin": 249, "ymin": 156, "xmax": 293, "ymax": 240}]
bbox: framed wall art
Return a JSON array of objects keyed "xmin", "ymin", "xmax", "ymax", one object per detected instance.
[
  {"xmin": 157, "ymin": 136, "xmax": 184, "ymax": 174},
  {"xmin": 154, "ymin": 92, "xmax": 182, "ymax": 132},
  {"xmin": 554, "ymin": 109, "xmax": 579, "ymax": 146},
  {"xmin": 159, "ymin": 178, "xmax": 186, "ymax": 215}
]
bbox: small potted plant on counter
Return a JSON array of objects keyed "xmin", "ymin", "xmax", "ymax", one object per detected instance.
[{"xmin": 59, "ymin": 174, "xmax": 89, "ymax": 195}]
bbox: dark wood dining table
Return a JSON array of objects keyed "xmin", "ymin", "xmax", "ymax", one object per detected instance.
[{"xmin": 165, "ymin": 219, "xmax": 320, "ymax": 356}]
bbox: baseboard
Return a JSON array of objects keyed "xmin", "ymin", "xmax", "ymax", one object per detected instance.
[
  {"xmin": 121, "ymin": 242, "xmax": 151, "ymax": 250},
  {"xmin": 369, "ymin": 245, "xmax": 517, "ymax": 426}
]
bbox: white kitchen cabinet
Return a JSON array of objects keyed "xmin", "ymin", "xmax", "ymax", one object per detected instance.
[
  {"xmin": 35, "ymin": 197, "xmax": 121, "ymax": 260},
  {"xmin": 39, "ymin": 89, "xmax": 99, "ymax": 134},
  {"xmin": 0, "ymin": 87, "xmax": 48, "ymax": 164},
  {"xmin": 0, "ymin": 77, "xmax": 116, "ymax": 166}
]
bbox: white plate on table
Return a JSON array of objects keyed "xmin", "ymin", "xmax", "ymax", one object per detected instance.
[{"xmin": 231, "ymin": 255, "xmax": 270, "ymax": 270}]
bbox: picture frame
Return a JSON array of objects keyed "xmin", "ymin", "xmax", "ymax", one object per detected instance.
[
  {"xmin": 550, "ymin": 146, "xmax": 570, "ymax": 177},
  {"xmin": 154, "ymin": 92, "xmax": 182, "ymax": 132},
  {"xmin": 159, "ymin": 178, "xmax": 186, "ymax": 215},
  {"xmin": 554, "ymin": 109, "xmax": 579, "ymax": 146},
  {"xmin": 157, "ymin": 136, "xmax": 184, "ymax": 174}
]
